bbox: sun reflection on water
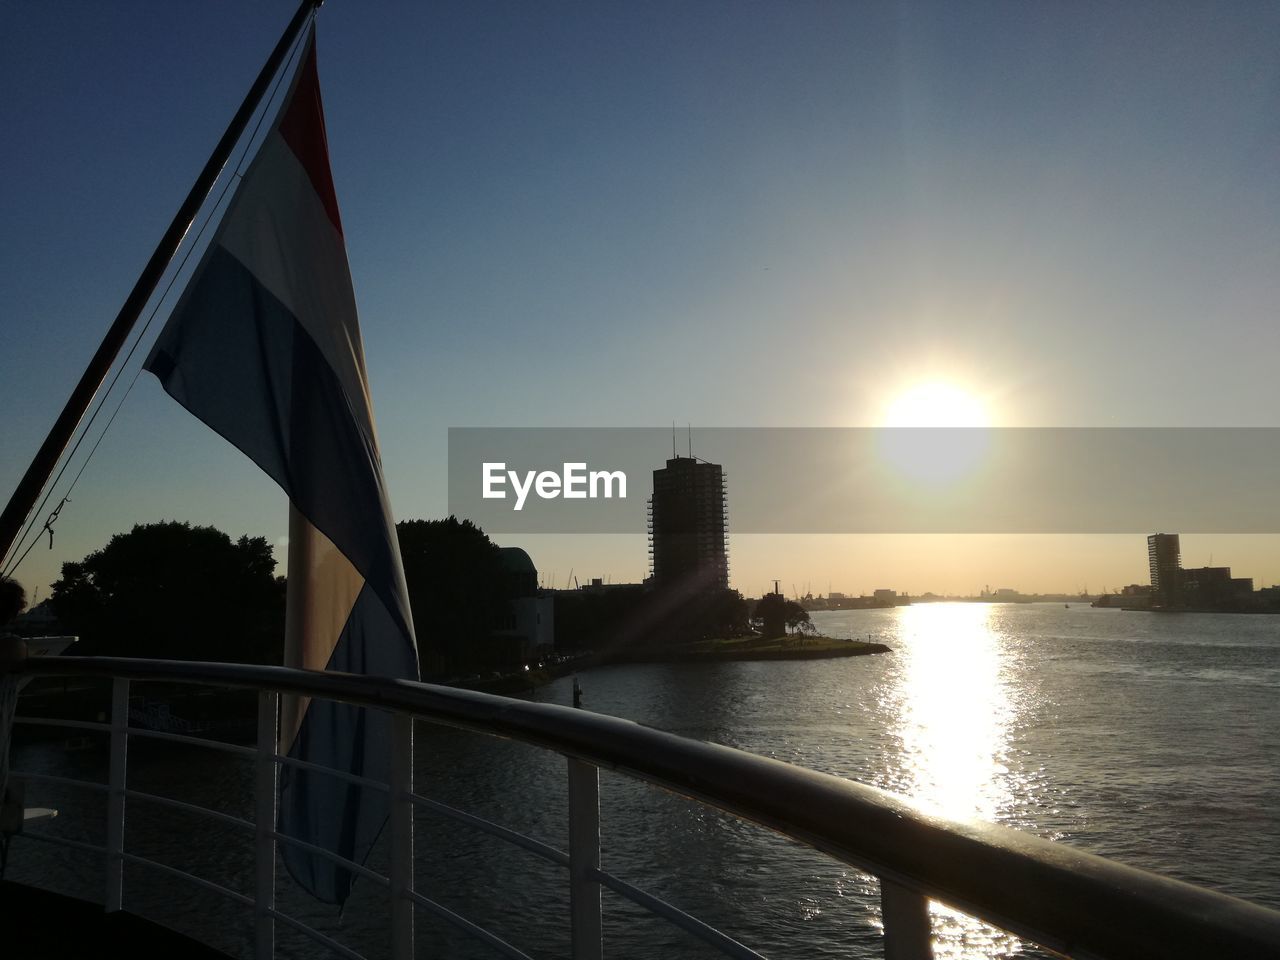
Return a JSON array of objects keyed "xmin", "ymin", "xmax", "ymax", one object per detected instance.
[
  {"xmin": 895, "ymin": 603, "xmax": 1011, "ymax": 819},
  {"xmin": 885, "ymin": 602, "xmax": 1025, "ymax": 959}
]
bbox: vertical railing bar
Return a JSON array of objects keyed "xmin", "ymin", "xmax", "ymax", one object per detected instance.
[
  {"xmin": 255, "ymin": 690, "xmax": 279, "ymax": 960},
  {"xmin": 882, "ymin": 879, "xmax": 933, "ymax": 960},
  {"xmin": 390, "ymin": 711, "xmax": 414, "ymax": 960},
  {"xmin": 104, "ymin": 676, "xmax": 128, "ymax": 912},
  {"xmin": 567, "ymin": 757, "xmax": 602, "ymax": 960}
]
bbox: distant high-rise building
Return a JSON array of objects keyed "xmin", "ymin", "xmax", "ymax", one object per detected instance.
[
  {"xmin": 1147, "ymin": 533, "xmax": 1181, "ymax": 607},
  {"xmin": 647, "ymin": 456, "xmax": 729, "ymax": 594}
]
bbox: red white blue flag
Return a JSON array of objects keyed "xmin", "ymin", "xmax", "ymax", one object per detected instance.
[{"xmin": 145, "ymin": 28, "xmax": 419, "ymax": 905}]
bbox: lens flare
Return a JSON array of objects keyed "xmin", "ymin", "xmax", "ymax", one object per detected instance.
[{"xmin": 879, "ymin": 382, "xmax": 991, "ymax": 484}]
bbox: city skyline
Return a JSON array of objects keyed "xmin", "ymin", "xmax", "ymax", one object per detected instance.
[
  {"xmin": 5, "ymin": 5, "xmax": 1279, "ymax": 954},
  {"xmin": 4, "ymin": 1, "xmax": 1280, "ymax": 598}
]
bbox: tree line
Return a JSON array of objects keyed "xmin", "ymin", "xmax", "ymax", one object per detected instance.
[
  {"xmin": 3, "ymin": 517, "xmax": 809, "ymax": 672},
  {"xmin": 9, "ymin": 518, "xmax": 508, "ymax": 670}
]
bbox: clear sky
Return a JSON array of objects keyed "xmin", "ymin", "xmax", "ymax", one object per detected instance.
[{"xmin": 3, "ymin": 1, "xmax": 1280, "ymax": 599}]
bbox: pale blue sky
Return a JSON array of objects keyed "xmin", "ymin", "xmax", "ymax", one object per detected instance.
[{"xmin": 3, "ymin": 1, "xmax": 1279, "ymax": 597}]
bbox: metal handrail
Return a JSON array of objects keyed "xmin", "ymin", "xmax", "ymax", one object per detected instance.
[
  {"xmin": 409, "ymin": 791, "xmax": 569, "ymax": 867},
  {"xmin": 592, "ymin": 867, "xmax": 766, "ymax": 960},
  {"xmin": 9, "ymin": 655, "xmax": 1280, "ymax": 960}
]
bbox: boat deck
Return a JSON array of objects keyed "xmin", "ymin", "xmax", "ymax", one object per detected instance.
[
  {"xmin": 7, "ymin": 657, "xmax": 1280, "ymax": 960},
  {"xmin": 1, "ymin": 880, "xmax": 230, "ymax": 959}
]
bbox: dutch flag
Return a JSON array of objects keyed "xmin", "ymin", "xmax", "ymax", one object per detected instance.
[{"xmin": 145, "ymin": 27, "xmax": 420, "ymax": 905}]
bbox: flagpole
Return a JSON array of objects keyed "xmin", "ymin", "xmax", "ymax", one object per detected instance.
[{"xmin": 0, "ymin": 0, "xmax": 322, "ymax": 565}]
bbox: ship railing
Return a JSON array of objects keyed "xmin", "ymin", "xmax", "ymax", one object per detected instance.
[{"xmin": 6, "ymin": 655, "xmax": 1280, "ymax": 960}]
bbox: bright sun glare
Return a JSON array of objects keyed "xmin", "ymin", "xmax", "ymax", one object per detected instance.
[
  {"xmin": 883, "ymin": 382, "xmax": 990, "ymax": 428},
  {"xmin": 878, "ymin": 381, "xmax": 992, "ymax": 485}
]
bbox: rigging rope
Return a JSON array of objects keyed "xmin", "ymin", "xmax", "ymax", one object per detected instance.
[{"xmin": 1, "ymin": 16, "xmax": 315, "ymax": 582}]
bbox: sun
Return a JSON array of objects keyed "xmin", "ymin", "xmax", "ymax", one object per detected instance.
[
  {"xmin": 883, "ymin": 381, "xmax": 990, "ymax": 428},
  {"xmin": 879, "ymin": 381, "xmax": 992, "ymax": 485}
]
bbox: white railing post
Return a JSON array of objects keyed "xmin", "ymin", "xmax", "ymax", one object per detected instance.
[
  {"xmin": 567, "ymin": 757, "xmax": 602, "ymax": 960},
  {"xmin": 255, "ymin": 690, "xmax": 279, "ymax": 960},
  {"xmin": 105, "ymin": 677, "xmax": 129, "ymax": 912},
  {"xmin": 389, "ymin": 711, "xmax": 414, "ymax": 960},
  {"xmin": 881, "ymin": 880, "xmax": 933, "ymax": 960}
]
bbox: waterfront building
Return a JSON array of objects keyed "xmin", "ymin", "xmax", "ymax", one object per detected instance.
[
  {"xmin": 1147, "ymin": 533, "xmax": 1182, "ymax": 607},
  {"xmin": 647, "ymin": 455, "xmax": 729, "ymax": 594},
  {"xmin": 1146, "ymin": 534, "xmax": 1255, "ymax": 609},
  {"xmin": 1179, "ymin": 566, "xmax": 1254, "ymax": 606},
  {"xmin": 8, "ymin": 599, "xmax": 60, "ymax": 637},
  {"xmin": 494, "ymin": 547, "xmax": 554, "ymax": 664},
  {"xmin": 757, "ymin": 587, "xmax": 788, "ymax": 638}
]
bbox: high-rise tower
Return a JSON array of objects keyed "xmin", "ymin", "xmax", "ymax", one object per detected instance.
[
  {"xmin": 647, "ymin": 455, "xmax": 729, "ymax": 594},
  {"xmin": 1148, "ymin": 533, "xmax": 1181, "ymax": 607}
]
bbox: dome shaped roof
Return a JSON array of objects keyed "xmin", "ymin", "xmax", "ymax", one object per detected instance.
[{"xmin": 498, "ymin": 546, "xmax": 536, "ymax": 576}]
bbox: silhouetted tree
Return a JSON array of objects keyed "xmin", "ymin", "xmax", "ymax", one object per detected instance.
[
  {"xmin": 683, "ymin": 588, "xmax": 750, "ymax": 640},
  {"xmin": 1, "ymin": 575, "xmax": 26, "ymax": 627},
  {"xmin": 553, "ymin": 585, "xmax": 646, "ymax": 653},
  {"xmin": 396, "ymin": 517, "xmax": 511, "ymax": 675},
  {"xmin": 752, "ymin": 593, "xmax": 809, "ymax": 636},
  {"xmin": 613, "ymin": 586, "xmax": 752, "ymax": 648},
  {"xmin": 50, "ymin": 521, "xmax": 284, "ymax": 662}
]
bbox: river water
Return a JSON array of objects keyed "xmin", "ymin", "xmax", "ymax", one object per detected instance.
[{"xmin": 9, "ymin": 603, "xmax": 1280, "ymax": 958}]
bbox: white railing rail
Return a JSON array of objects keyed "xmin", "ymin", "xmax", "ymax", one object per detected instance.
[{"xmin": 5, "ymin": 655, "xmax": 1280, "ymax": 960}]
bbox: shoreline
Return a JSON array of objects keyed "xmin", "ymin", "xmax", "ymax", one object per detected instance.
[{"xmin": 597, "ymin": 636, "xmax": 892, "ymax": 665}]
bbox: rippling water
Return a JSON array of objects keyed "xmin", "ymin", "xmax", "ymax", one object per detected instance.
[{"xmin": 10, "ymin": 603, "xmax": 1280, "ymax": 958}]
